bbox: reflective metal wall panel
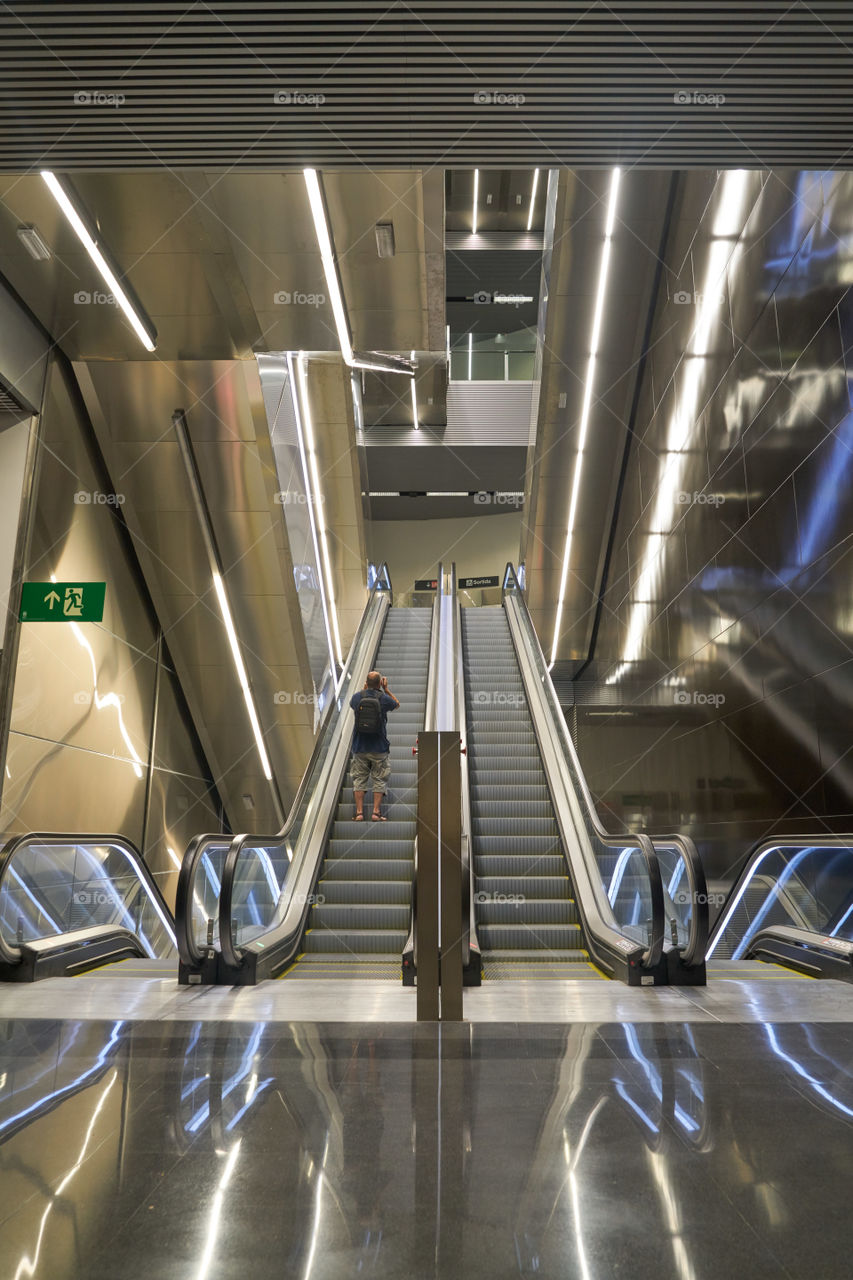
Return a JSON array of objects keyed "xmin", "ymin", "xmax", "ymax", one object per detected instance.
[
  {"xmin": 2, "ymin": 730, "xmax": 147, "ymax": 844},
  {"xmin": 562, "ymin": 168, "xmax": 853, "ymax": 893},
  {"xmin": 0, "ymin": 351, "xmax": 225, "ymax": 878}
]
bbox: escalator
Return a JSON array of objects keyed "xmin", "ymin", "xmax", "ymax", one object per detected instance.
[
  {"xmin": 0, "ymin": 834, "xmax": 177, "ymax": 980},
  {"xmin": 458, "ymin": 567, "xmax": 708, "ymax": 986},
  {"xmin": 288, "ymin": 607, "xmax": 430, "ymax": 976},
  {"xmin": 182, "ymin": 564, "xmax": 434, "ymax": 984},
  {"xmin": 706, "ymin": 838, "xmax": 853, "ymax": 980},
  {"xmin": 462, "ymin": 607, "xmax": 593, "ymax": 977}
]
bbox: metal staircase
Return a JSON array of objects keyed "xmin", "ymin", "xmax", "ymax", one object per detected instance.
[
  {"xmin": 462, "ymin": 607, "xmax": 597, "ymax": 977},
  {"xmin": 285, "ymin": 608, "xmax": 430, "ymax": 976}
]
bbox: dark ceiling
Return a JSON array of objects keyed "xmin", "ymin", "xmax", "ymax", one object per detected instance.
[{"xmin": 2, "ymin": 4, "xmax": 852, "ymax": 170}]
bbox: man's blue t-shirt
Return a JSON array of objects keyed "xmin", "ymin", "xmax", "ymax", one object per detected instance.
[{"xmin": 350, "ymin": 690, "xmax": 398, "ymax": 754}]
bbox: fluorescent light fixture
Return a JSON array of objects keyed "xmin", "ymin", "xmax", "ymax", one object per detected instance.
[
  {"xmin": 619, "ymin": 169, "xmax": 751, "ymax": 673},
  {"xmin": 41, "ymin": 171, "xmax": 156, "ymax": 351},
  {"xmin": 213, "ymin": 572, "xmax": 273, "ymax": 782},
  {"xmin": 446, "ymin": 323, "xmax": 451, "ymax": 375},
  {"xmin": 303, "ymin": 167, "xmax": 354, "ymax": 366},
  {"xmin": 351, "ymin": 353, "xmax": 414, "ymax": 376},
  {"xmin": 16, "ymin": 224, "xmax": 51, "ymax": 261},
  {"xmin": 526, "ymin": 169, "xmax": 540, "ymax": 232},
  {"xmin": 468, "ymin": 332, "xmax": 473, "ymax": 381},
  {"xmin": 410, "ymin": 350, "xmax": 419, "ymax": 429},
  {"xmin": 550, "ymin": 167, "xmax": 621, "ymax": 667},
  {"xmin": 472, "ymin": 169, "xmax": 479, "ymax": 235},
  {"xmin": 295, "ymin": 353, "xmax": 343, "ymax": 668}
]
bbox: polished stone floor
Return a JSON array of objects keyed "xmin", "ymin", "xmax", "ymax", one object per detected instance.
[{"xmin": 2, "ymin": 1001, "xmax": 853, "ymax": 1278}]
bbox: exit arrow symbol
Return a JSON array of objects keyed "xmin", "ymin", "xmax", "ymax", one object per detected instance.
[{"xmin": 45, "ymin": 590, "xmax": 61, "ymax": 610}]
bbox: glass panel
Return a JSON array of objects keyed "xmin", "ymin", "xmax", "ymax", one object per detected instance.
[
  {"xmin": 655, "ymin": 843, "xmax": 694, "ymax": 949},
  {"xmin": 0, "ymin": 840, "xmax": 176, "ymax": 958},
  {"xmin": 602, "ymin": 844, "xmax": 658, "ymax": 949},
  {"xmin": 223, "ymin": 590, "xmax": 389, "ymax": 953},
  {"xmin": 711, "ymin": 844, "xmax": 853, "ymax": 959},
  {"xmin": 503, "ymin": 574, "xmax": 659, "ymax": 949},
  {"xmin": 187, "ymin": 841, "xmax": 229, "ymax": 952}
]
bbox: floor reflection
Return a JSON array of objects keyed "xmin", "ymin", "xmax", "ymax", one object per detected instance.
[{"xmin": 2, "ymin": 1017, "xmax": 853, "ymax": 1278}]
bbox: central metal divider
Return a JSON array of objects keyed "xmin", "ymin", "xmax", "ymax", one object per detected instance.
[{"xmin": 415, "ymin": 730, "xmax": 463, "ymax": 1021}]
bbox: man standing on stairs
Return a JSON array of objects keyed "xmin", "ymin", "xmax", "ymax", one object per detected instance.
[{"xmin": 350, "ymin": 670, "xmax": 400, "ymax": 822}]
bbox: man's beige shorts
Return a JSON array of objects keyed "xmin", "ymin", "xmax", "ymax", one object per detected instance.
[{"xmin": 351, "ymin": 751, "xmax": 391, "ymax": 793}]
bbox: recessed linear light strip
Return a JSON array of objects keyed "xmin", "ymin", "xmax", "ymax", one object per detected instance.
[
  {"xmin": 286, "ymin": 353, "xmax": 336, "ymax": 682},
  {"xmin": 303, "ymin": 168, "xmax": 413, "ymax": 379},
  {"xmin": 303, "ymin": 167, "xmax": 354, "ymax": 367},
  {"xmin": 172, "ymin": 411, "xmax": 278, "ymax": 803},
  {"xmin": 212, "ymin": 571, "xmax": 273, "ymax": 782},
  {"xmin": 41, "ymin": 171, "xmax": 156, "ymax": 352},
  {"xmin": 410, "ymin": 351, "xmax": 419, "ymax": 429},
  {"xmin": 472, "ymin": 169, "xmax": 479, "ymax": 235},
  {"xmin": 527, "ymin": 169, "xmax": 540, "ymax": 232},
  {"xmin": 550, "ymin": 167, "xmax": 621, "ymax": 669},
  {"xmin": 294, "ymin": 353, "xmax": 343, "ymax": 671}
]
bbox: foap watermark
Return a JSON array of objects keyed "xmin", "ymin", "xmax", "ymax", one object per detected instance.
[
  {"xmin": 677, "ymin": 491, "xmax": 725, "ymax": 507},
  {"xmin": 673, "ymin": 890, "xmax": 727, "ymax": 908},
  {"xmin": 273, "ymin": 290, "xmax": 325, "ymax": 307},
  {"xmin": 73, "ymin": 90, "xmax": 126, "ymax": 108},
  {"xmin": 275, "ymin": 491, "xmax": 325, "ymax": 506},
  {"xmin": 73, "ymin": 890, "xmax": 112, "ymax": 906},
  {"xmin": 273, "ymin": 90, "xmax": 325, "ymax": 107},
  {"xmin": 293, "ymin": 892, "xmax": 326, "ymax": 906},
  {"xmin": 673, "ymin": 89, "xmax": 725, "ymax": 109},
  {"xmin": 473, "ymin": 90, "xmax": 526, "ymax": 108},
  {"xmin": 473, "ymin": 491, "xmax": 524, "ymax": 507},
  {"xmin": 74, "ymin": 691, "xmax": 125, "ymax": 706},
  {"xmin": 472, "ymin": 291, "xmax": 531, "ymax": 305},
  {"xmin": 274, "ymin": 690, "xmax": 320, "ymax": 705},
  {"xmin": 74, "ymin": 490, "xmax": 125, "ymax": 505},
  {"xmin": 74, "ymin": 290, "xmax": 118, "ymax": 307},
  {"xmin": 473, "ymin": 891, "xmax": 526, "ymax": 904},
  {"xmin": 473, "ymin": 690, "xmax": 526, "ymax": 707},
  {"xmin": 673, "ymin": 690, "xmax": 726, "ymax": 708},
  {"xmin": 673, "ymin": 289, "xmax": 725, "ymax": 307}
]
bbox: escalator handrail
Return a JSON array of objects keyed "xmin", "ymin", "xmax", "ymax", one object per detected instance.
[
  {"xmin": 402, "ymin": 565, "xmax": 443, "ymax": 969},
  {"xmin": 0, "ymin": 830, "xmax": 176, "ymax": 966},
  {"xmin": 745, "ymin": 923, "xmax": 853, "ymax": 970},
  {"xmin": 218, "ymin": 571, "xmax": 392, "ymax": 974},
  {"xmin": 451, "ymin": 563, "xmax": 478, "ymax": 971},
  {"xmin": 501, "ymin": 565, "xmax": 664, "ymax": 976},
  {"xmin": 503, "ymin": 562, "xmax": 708, "ymax": 969},
  {"xmin": 706, "ymin": 834, "xmax": 853, "ymax": 959},
  {"xmin": 636, "ymin": 833, "xmax": 665, "ymax": 968},
  {"xmin": 176, "ymin": 562, "xmax": 393, "ymax": 970},
  {"xmin": 175, "ymin": 831, "xmax": 231, "ymax": 968},
  {"xmin": 653, "ymin": 832, "xmax": 708, "ymax": 966}
]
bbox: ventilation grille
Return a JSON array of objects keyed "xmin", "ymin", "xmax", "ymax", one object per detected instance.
[
  {"xmin": 0, "ymin": 379, "xmax": 31, "ymax": 415},
  {"xmin": 0, "ymin": 5, "xmax": 850, "ymax": 168}
]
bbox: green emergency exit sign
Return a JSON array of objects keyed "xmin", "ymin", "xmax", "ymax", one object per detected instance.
[{"xmin": 19, "ymin": 582, "xmax": 106, "ymax": 623}]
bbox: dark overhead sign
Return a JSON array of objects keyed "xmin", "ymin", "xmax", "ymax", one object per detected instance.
[
  {"xmin": 414, "ymin": 579, "xmax": 438, "ymax": 591},
  {"xmin": 460, "ymin": 576, "xmax": 499, "ymax": 589}
]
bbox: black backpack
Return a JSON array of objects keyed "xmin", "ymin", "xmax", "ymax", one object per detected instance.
[{"xmin": 355, "ymin": 691, "xmax": 383, "ymax": 735}]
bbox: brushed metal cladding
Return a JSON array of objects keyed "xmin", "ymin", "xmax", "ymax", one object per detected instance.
[
  {"xmin": 0, "ymin": 276, "xmax": 48, "ymax": 414},
  {"xmin": 2, "ymin": 731, "xmax": 148, "ymax": 840},
  {"xmin": 293, "ymin": 358, "xmax": 368, "ymax": 654},
  {"xmin": 75, "ymin": 357, "xmax": 317, "ymax": 831},
  {"xmin": 2, "ymin": 6, "xmax": 850, "ymax": 169},
  {"xmin": 257, "ymin": 355, "xmax": 330, "ymax": 692},
  {"xmin": 447, "ymin": 171, "xmax": 546, "ymax": 236},
  {"xmin": 523, "ymin": 169, "xmax": 671, "ymax": 663},
  {"xmin": 569, "ymin": 166, "xmax": 853, "ymax": 895}
]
